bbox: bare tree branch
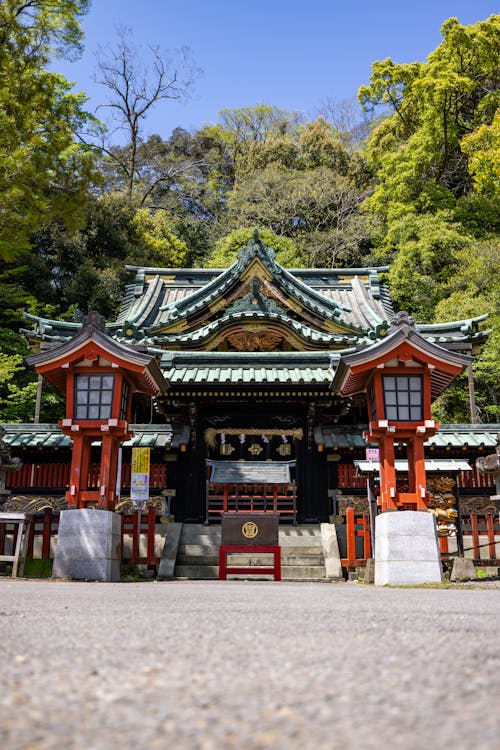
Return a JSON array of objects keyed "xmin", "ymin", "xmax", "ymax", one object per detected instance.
[{"xmin": 94, "ymin": 27, "xmax": 200, "ymax": 201}]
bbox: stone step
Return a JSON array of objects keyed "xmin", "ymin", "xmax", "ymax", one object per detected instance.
[
  {"xmin": 177, "ymin": 553, "xmax": 219, "ymax": 566},
  {"xmin": 280, "ymin": 545, "xmax": 324, "ymax": 556},
  {"xmin": 179, "ymin": 543, "xmax": 220, "ymax": 556},
  {"xmin": 174, "ymin": 564, "xmax": 327, "ymax": 581},
  {"xmin": 180, "ymin": 526, "xmax": 221, "ymax": 543},
  {"xmin": 280, "ymin": 538, "xmax": 322, "ymax": 547},
  {"xmin": 174, "ymin": 565, "xmax": 219, "ymax": 580},
  {"xmin": 173, "ymin": 523, "xmax": 327, "ymax": 581},
  {"xmin": 283, "ymin": 555, "xmax": 324, "ymax": 566},
  {"xmin": 281, "ymin": 565, "xmax": 327, "ymax": 580},
  {"xmin": 177, "ymin": 549, "xmax": 323, "ymax": 566}
]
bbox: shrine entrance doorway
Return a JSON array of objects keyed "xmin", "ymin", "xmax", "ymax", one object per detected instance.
[
  {"xmin": 205, "ymin": 459, "xmax": 297, "ymax": 523},
  {"xmin": 174, "ymin": 402, "xmax": 329, "ymax": 524}
]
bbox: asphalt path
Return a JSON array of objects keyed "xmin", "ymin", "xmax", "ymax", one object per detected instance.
[{"xmin": 1, "ymin": 580, "xmax": 499, "ymax": 750}]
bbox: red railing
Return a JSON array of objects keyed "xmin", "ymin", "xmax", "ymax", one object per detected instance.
[
  {"xmin": 337, "ymin": 465, "xmax": 367, "ymax": 489},
  {"xmin": 6, "ymin": 463, "xmax": 167, "ymax": 490},
  {"xmin": 342, "ymin": 507, "xmax": 371, "ymax": 568},
  {"xmin": 6, "ymin": 463, "xmax": 71, "ymax": 490},
  {"xmin": 457, "ymin": 467, "xmax": 495, "ymax": 489},
  {"xmin": 337, "ymin": 463, "xmax": 495, "ymax": 490},
  {"xmin": 121, "ymin": 508, "xmax": 159, "ymax": 566},
  {"xmin": 0, "ymin": 508, "xmax": 160, "ymax": 568},
  {"xmin": 7, "ymin": 461, "xmax": 494, "ymax": 492}
]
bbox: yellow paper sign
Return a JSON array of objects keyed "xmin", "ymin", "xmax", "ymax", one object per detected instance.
[{"xmin": 131, "ymin": 447, "xmax": 150, "ymax": 474}]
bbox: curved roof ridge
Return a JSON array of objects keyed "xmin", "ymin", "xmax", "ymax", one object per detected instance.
[
  {"xmin": 151, "ymin": 310, "xmax": 363, "ymax": 347},
  {"xmin": 122, "ymin": 274, "xmax": 165, "ymax": 329},
  {"xmin": 22, "ymin": 312, "xmax": 122, "ymax": 337},
  {"xmin": 350, "ymin": 276, "xmax": 389, "ymax": 333},
  {"xmin": 416, "ymin": 314, "xmax": 488, "ymax": 333},
  {"xmin": 156, "ymin": 235, "xmax": 362, "ymax": 328}
]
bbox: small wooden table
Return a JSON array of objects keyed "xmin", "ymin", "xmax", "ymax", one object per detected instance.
[
  {"xmin": 218, "ymin": 545, "xmax": 281, "ymax": 581},
  {"xmin": 0, "ymin": 513, "xmax": 33, "ymax": 577}
]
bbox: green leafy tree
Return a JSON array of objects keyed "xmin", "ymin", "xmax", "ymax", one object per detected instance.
[
  {"xmin": 130, "ymin": 209, "xmax": 189, "ymax": 267},
  {"xmin": 359, "ymin": 15, "xmax": 500, "ymax": 222},
  {"xmin": 0, "ymin": 331, "xmax": 63, "ymax": 423},
  {"xmin": 461, "ymin": 110, "xmax": 500, "ymax": 195},
  {"xmin": 432, "ymin": 238, "xmax": 500, "ymax": 421},
  {"xmin": 380, "ymin": 212, "xmax": 474, "ymax": 320},
  {"xmin": 219, "ymin": 105, "xmax": 303, "ymax": 156},
  {"xmin": 0, "ymin": 0, "xmax": 98, "ymax": 260},
  {"xmin": 228, "ymin": 164, "xmax": 371, "ymax": 267},
  {"xmin": 205, "ymin": 228, "xmax": 304, "ymax": 268}
]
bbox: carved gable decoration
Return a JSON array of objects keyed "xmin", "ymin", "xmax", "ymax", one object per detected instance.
[
  {"xmin": 227, "ymin": 278, "xmax": 285, "ymax": 316},
  {"xmin": 226, "ymin": 331, "xmax": 283, "ymax": 352}
]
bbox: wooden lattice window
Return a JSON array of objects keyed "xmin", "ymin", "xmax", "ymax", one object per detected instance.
[
  {"xmin": 74, "ymin": 374, "xmax": 115, "ymax": 420},
  {"xmin": 382, "ymin": 375, "xmax": 423, "ymax": 421}
]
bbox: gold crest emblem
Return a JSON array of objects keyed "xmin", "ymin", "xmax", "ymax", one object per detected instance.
[{"xmin": 242, "ymin": 521, "xmax": 258, "ymax": 539}]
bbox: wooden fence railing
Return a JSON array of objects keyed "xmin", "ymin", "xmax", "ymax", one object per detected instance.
[
  {"xmin": 6, "ymin": 463, "xmax": 167, "ymax": 490},
  {"xmin": 342, "ymin": 508, "xmax": 371, "ymax": 568},
  {"xmin": 0, "ymin": 509, "xmax": 160, "ymax": 568},
  {"xmin": 1, "ymin": 509, "xmax": 497, "ymax": 576},
  {"xmin": 440, "ymin": 513, "xmax": 500, "ymax": 562},
  {"xmin": 337, "ymin": 463, "xmax": 495, "ymax": 490},
  {"xmin": 121, "ymin": 508, "xmax": 159, "ymax": 566}
]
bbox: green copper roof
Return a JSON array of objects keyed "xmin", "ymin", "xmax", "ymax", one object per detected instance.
[
  {"xmin": 4, "ymin": 423, "xmax": 497, "ymax": 451},
  {"xmin": 21, "ymin": 236, "xmax": 488, "ymax": 355},
  {"xmin": 157, "ymin": 236, "xmax": 354, "ymax": 325},
  {"xmin": 161, "ymin": 350, "xmax": 340, "ymax": 385},
  {"xmin": 316, "ymin": 424, "xmax": 500, "ymax": 450},
  {"xmin": 164, "ymin": 365, "xmax": 334, "ymax": 385},
  {"xmin": 151, "ymin": 310, "xmax": 364, "ymax": 349},
  {"xmin": 3, "ymin": 423, "xmax": 190, "ymax": 449}
]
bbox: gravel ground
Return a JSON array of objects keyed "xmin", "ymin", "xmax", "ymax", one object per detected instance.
[{"xmin": 1, "ymin": 579, "xmax": 499, "ymax": 750}]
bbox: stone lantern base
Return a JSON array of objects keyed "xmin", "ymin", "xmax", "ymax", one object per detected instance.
[
  {"xmin": 375, "ymin": 510, "xmax": 442, "ymax": 586},
  {"xmin": 52, "ymin": 509, "xmax": 121, "ymax": 581}
]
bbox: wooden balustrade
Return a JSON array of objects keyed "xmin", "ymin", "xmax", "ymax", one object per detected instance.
[
  {"xmin": 337, "ymin": 463, "xmax": 495, "ymax": 491},
  {"xmin": 6, "ymin": 462, "xmax": 167, "ymax": 490},
  {"xmin": 342, "ymin": 507, "xmax": 371, "ymax": 568},
  {"xmin": 0, "ymin": 508, "xmax": 159, "ymax": 568}
]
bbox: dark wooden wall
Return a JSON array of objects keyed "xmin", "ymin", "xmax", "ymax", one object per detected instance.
[{"xmin": 173, "ymin": 398, "xmax": 330, "ymax": 523}]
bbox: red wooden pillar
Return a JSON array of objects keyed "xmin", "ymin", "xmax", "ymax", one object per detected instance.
[
  {"xmin": 380, "ymin": 437, "xmax": 397, "ymax": 511},
  {"xmin": 412, "ymin": 437, "xmax": 428, "ymax": 510},
  {"xmin": 98, "ymin": 433, "xmax": 120, "ymax": 510},
  {"xmin": 27, "ymin": 519, "xmax": 36, "ymax": 558},
  {"xmin": 406, "ymin": 439, "xmax": 416, "ymax": 493},
  {"xmin": 67, "ymin": 433, "xmax": 91, "ymax": 507},
  {"xmin": 470, "ymin": 514, "xmax": 480, "ymax": 559},
  {"xmin": 147, "ymin": 506, "xmax": 156, "ymax": 564},
  {"xmin": 131, "ymin": 511, "xmax": 140, "ymax": 564},
  {"xmin": 439, "ymin": 535, "xmax": 449, "ymax": 555},
  {"xmin": 42, "ymin": 508, "xmax": 52, "ymax": 559},
  {"xmin": 346, "ymin": 507, "xmax": 356, "ymax": 565},
  {"xmin": 486, "ymin": 514, "xmax": 496, "ymax": 560}
]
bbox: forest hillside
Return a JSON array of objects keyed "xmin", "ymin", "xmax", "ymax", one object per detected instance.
[{"xmin": 0, "ymin": 2, "xmax": 498, "ymax": 423}]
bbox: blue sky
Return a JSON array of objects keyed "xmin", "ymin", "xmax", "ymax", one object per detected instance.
[{"xmin": 55, "ymin": 0, "xmax": 498, "ymax": 139}]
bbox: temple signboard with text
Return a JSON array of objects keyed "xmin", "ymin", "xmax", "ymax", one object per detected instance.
[{"xmin": 131, "ymin": 447, "xmax": 151, "ymax": 509}]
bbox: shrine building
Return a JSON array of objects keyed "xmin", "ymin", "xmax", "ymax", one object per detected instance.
[{"xmin": 6, "ymin": 233, "xmax": 498, "ymax": 527}]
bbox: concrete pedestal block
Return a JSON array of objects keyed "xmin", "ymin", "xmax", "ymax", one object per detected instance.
[
  {"xmin": 374, "ymin": 511, "xmax": 442, "ymax": 586},
  {"xmin": 320, "ymin": 523, "xmax": 343, "ymax": 579},
  {"xmin": 52, "ymin": 509, "xmax": 121, "ymax": 581},
  {"xmin": 450, "ymin": 557, "xmax": 477, "ymax": 581},
  {"xmin": 364, "ymin": 558, "xmax": 375, "ymax": 584},
  {"xmin": 158, "ymin": 522, "xmax": 183, "ymax": 580}
]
